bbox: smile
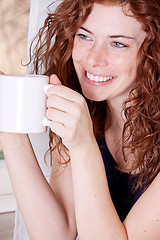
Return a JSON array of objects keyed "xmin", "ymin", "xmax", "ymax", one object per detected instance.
[{"xmin": 86, "ymin": 71, "xmax": 114, "ymax": 82}]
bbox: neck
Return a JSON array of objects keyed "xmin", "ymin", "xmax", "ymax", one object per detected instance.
[
  {"xmin": 106, "ymin": 98, "xmax": 125, "ymax": 133},
  {"xmin": 105, "ymin": 98, "xmax": 126, "ymax": 168}
]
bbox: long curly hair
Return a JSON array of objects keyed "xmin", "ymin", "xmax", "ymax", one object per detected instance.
[{"xmin": 30, "ymin": 0, "xmax": 160, "ymax": 192}]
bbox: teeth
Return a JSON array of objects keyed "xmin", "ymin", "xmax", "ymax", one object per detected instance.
[{"xmin": 86, "ymin": 71, "xmax": 113, "ymax": 82}]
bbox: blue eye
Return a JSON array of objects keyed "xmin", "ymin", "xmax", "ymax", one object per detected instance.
[
  {"xmin": 77, "ymin": 33, "xmax": 90, "ymax": 41},
  {"xmin": 112, "ymin": 41, "xmax": 127, "ymax": 48}
]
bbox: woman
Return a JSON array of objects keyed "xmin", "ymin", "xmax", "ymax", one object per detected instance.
[{"xmin": 1, "ymin": 0, "xmax": 160, "ymax": 239}]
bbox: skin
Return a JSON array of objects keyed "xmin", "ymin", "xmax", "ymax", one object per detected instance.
[
  {"xmin": 0, "ymin": 3, "xmax": 160, "ymax": 240},
  {"xmin": 71, "ymin": 3, "xmax": 147, "ymax": 167},
  {"xmin": 72, "ymin": 4, "xmax": 146, "ymax": 103}
]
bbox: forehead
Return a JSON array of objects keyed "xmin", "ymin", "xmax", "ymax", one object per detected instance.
[{"xmin": 82, "ymin": 3, "xmax": 145, "ymax": 40}]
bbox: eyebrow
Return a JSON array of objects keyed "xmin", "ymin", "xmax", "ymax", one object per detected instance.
[
  {"xmin": 109, "ymin": 35, "xmax": 135, "ymax": 40},
  {"xmin": 80, "ymin": 27, "xmax": 93, "ymax": 34},
  {"xmin": 80, "ymin": 27, "xmax": 135, "ymax": 40}
]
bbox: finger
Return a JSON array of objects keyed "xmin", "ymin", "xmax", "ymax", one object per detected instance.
[
  {"xmin": 48, "ymin": 113, "xmax": 76, "ymax": 145},
  {"xmin": 49, "ymin": 120, "xmax": 66, "ymax": 138},
  {"xmin": 47, "ymin": 94, "xmax": 83, "ymax": 121},
  {"xmin": 47, "ymin": 94, "xmax": 75, "ymax": 113},
  {"xmin": 46, "ymin": 108, "xmax": 67, "ymax": 126},
  {"xmin": 49, "ymin": 74, "xmax": 62, "ymax": 85},
  {"xmin": 46, "ymin": 106, "xmax": 77, "ymax": 130},
  {"xmin": 47, "ymin": 84, "xmax": 83, "ymax": 103},
  {"xmin": 47, "ymin": 75, "xmax": 62, "ymax": 94}
]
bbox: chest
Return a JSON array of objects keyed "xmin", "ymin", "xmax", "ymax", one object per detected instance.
[
  {"xmin": 104, "ymin": 130, "xmax": 134, "ymax": 171},
  {"xmin": 97, "ymin": 137, "xmax": 143, "ymax": 221}
]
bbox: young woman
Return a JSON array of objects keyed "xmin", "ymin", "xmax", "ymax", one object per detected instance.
[{"xmin": 1, "ymin": 0, "xmax": 160, "ymax": 239}]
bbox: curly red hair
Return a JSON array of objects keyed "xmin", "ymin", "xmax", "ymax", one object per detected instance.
[{"xmin": 30, "ymin": 0, "xmax": 160, "ymax": 191}]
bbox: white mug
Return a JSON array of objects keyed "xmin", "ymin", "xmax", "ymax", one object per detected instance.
[{"xmin": 0, "ymin": 74, "xmax": 51, "ymax": 133}]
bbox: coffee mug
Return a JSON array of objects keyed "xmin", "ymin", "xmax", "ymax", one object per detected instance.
[{"xmin": 0, "ymin": 74, "xmax": 52, "ymax": 133}]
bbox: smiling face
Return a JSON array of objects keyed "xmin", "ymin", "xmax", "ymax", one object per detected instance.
[{"xmin": 72, "ymin": 3, "xmax": 146, "ymax": 103}]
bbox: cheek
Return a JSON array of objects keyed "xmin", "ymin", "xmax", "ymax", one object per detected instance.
[
  {"xmin": 72, "ymin": 38, "xmax": 91, "ymax": 65},
  {"xmin": 72, "ymin": 41, "xmax": 84, "ymax": 64},
  {"xmin": 115, "ymin": 51, "xmax": 138, "ymax": 77},
  {"xmin": 126, "ymin": 53, "xmax": 138, "ymax": 77}
]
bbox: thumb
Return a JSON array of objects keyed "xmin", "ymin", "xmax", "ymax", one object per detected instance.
[{"xmin": 49, "ymin": 74, "xmax": 62, "ymax": 85}]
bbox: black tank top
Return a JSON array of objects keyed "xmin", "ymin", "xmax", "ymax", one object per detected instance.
[{"xmin": 97, "ymin": 137, "xmax": 144, "ymax": 222}]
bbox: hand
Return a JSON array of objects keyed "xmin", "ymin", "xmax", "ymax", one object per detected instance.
[{"xmin": 46, "ymin": 75, "xmax": 94, "ymax": 150}]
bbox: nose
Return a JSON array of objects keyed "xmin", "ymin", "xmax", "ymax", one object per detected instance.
[{"xmin": 87, "ymin": 44, "xmax": 109, "ymax": 68}]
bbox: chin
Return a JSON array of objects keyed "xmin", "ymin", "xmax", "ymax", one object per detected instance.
[{"xmin": 82, "ymin": 89, "xmax": 105, "ymax": 102}]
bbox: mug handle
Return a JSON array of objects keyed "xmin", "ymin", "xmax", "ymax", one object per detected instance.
[
  {"xmin": 43, "ymin": 116, "xmax": 51, "ymax": 127},
  {"xmin": 43, "ymin": 84, "xmax": 53, "ymax": 127},
  {"xmin": 44, "ymin": 83, "xmax": 53, "ymax": 94}
]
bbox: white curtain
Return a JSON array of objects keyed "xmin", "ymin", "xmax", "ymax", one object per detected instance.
[
  {"xmin": 13, "ymin": 0, "xmax": 59, "ymax": 239},
  {"xmin": 27, "ymin": 0, "xmax": 61, "ymax": 74}
]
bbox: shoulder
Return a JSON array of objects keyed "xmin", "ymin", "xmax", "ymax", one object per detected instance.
[{"xmin": 124, "ymin": 172, "xmax": 160, "ymax": 239}]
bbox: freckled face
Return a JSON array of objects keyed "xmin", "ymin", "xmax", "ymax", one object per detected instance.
[{"xmin": 72, "ymin": 3, "xmax": 146, "ymax": 103}]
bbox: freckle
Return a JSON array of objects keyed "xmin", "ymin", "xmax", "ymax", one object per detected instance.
[
  {"xmin": 94, "ymin": 195, "xmax": 97, "ymax": 198},
  {"xmin": 156, "ymin": 219, "xmax": 159, "ymax": 222},
  {"xmin": 144, "ymin": 230, "xmax": 147, "ymax": 233}
]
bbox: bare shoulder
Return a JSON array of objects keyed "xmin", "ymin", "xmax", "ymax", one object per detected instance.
[{"xmin": 124, "ymin": 172, "xmax": 160, "ymax": 240}]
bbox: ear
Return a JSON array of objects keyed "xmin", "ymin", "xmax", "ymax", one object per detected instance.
[{"xmin": 49, "ymin": 74, "xmax": 62, "ymax": 85}]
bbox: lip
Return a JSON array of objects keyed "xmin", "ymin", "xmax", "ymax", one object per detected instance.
[
  {"xmin": 86, "ymin": 70, "xmax": 112, "ymax": 78},
  {"xmin": 82, "ymin": 68, "xmax": 117, "ymax": 86}
]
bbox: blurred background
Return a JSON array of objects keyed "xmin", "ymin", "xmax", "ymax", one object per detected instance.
[
  {"xmin": 0, "ymin": 0, "xmax": 30, "ymax": 239},
  {"xmin": 0, "ymin": 0, "xmax": 30, "ymax": 74}
]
